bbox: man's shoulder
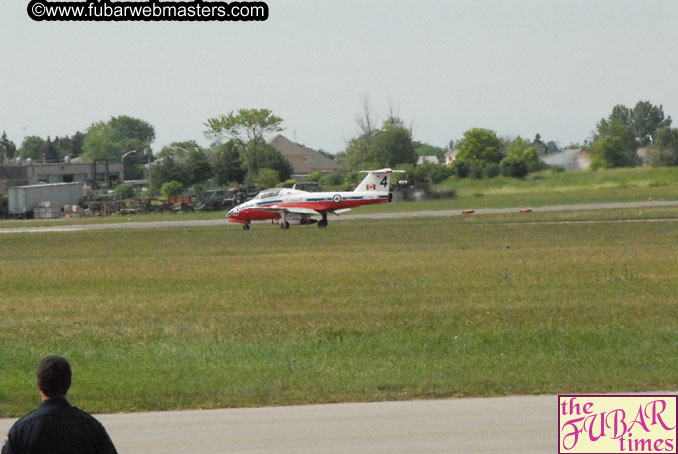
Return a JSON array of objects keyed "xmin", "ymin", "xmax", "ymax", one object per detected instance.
[
  {"xmin": 68, "ymin": 405, "xmax": 106, "ymax": 427},
  {"xmin": 8, "ymin": 406, "xmax": 45, "ymax": 430},
  {"xmin": 10, "ymin": 400, "xmax": 103, "ymax": 431}
]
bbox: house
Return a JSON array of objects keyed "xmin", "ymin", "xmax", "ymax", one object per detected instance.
[
  {"xmin": 416, "ymin": 155, "xmax": 440, "ymax": 165},
  {"xmin": 0, "ymin": 157, "xmax": 124, "ymax": 191},
  {"xmin": 444, "ymin": 149, "xmax": 460, "ymax": 166},
  {"xmin": 269, "ymin": 135, "xmax": 342, "ymax": 180}
]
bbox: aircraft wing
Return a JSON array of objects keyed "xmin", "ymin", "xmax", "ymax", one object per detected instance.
[
  {"xmin": 257, "ymin": 206, "xmax": 320, "ymax": 215},
  {"xmin": 331, "ymin": 208, "xmax": 352, "ymax": 215}
]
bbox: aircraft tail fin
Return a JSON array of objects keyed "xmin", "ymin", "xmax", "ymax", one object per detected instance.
[{"xmin": 354, "ymin": 168, "xmax": 404, "ymax": 193}]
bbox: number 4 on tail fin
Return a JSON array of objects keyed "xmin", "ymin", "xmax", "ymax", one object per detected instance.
[{"xmin": 354, "ymin": 169, "xmax": 405, "ymax": 193}]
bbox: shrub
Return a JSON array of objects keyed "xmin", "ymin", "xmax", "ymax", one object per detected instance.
[
  {"xmin": 256, "ymin": 168, "xmax": 279, "ymax": 188},
  {"xmin": 114, "ymin": 183, "xmax": 135, "ymax": 199},
  {"xmin": 470, "ymin": 163, "xmax": 484, "ymax": 179},
  {"xmin": 161, "ymin": 181, "xmax": 184, "ymax": 199},
  {"xmin": 647, "ymin": 147, "xmax": 678, "ymax": 167},
  {"xmin": 414, "ymin": 163, "xmax": 450, "ymax": 184},
  {"xmin": 307, "ymin": 171, "xmax": 322, "ymax": 182},
  {"xmin": 452, "ymin": 159, "xmax": 470, "ymax": 178},
  {"xmin": 499, "ymin": 157, "xmax": 528, "ymax": 178},
  {"xmin": 319, "ymin": 172, "xmax": 343, "ymax": 187},
  {"xmin": 484, "ymin": 163, "xmax": 500, "ymax": 178}
]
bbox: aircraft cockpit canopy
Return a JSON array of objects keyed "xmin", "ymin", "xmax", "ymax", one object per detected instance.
[{"xmin": 255, "ymin": 188, "xmax": 283, "ymax": 199}]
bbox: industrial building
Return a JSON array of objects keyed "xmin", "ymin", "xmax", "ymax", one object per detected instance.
[{"xmin": 0, "ymin": 157, "xmax": 124, "ymax": 191}]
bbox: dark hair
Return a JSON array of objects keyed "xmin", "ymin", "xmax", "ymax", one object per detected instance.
[{"xmin": 37, "ymin": 356, "xmax": 72, "ymax": 397}]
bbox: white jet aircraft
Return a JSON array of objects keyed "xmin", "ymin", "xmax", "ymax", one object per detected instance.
[{"xmin": 227, "ymin": 169, "xmax": 404, "ymax": 230}]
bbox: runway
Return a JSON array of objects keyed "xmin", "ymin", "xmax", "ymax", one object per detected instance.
[
  {"xmin": 1, "ymin": 395, "xmax": 555, "ymax": 453},
  {"xmin": 1, "ymin": 200, "xmax": 677, "ymax": 234}
]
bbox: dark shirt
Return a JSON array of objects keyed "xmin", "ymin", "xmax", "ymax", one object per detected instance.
[{"xmin": 2, "ymin": 397, "xmax": 117, "ymax": 454}]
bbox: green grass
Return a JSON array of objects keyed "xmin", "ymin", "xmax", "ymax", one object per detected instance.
[
  {"xmin": 1, "ymin": 208, "xmax": 677, "ymax": 417},
  {"xmin": 435, "ymin": 166, "xmax": 678, "ymax": 208}
]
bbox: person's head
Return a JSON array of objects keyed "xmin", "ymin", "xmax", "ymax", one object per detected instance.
[{"xmin": 36, "ymin": 356, "xmax": 72, "ymax": 398}]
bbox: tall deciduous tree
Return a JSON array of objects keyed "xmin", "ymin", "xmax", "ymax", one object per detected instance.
[
  {"xmin": 82, "ymin": 115, "xmax": 155, "ymax": 162},
  {"xmin": 42, "ymin": 137, "xmax": 59, "ymax": 163},
  {"xmin": 185, "ymin": 148, "xmax": 211, "ymax": 185},
  {"xmin": 647, "ymin": 126, "xmax": 678, "ymax": 167},
  {"xmin": 589, "ymin": 135, "xmax": 637, "ymax": 169},
  {"xmin": 204, "ymin": 108, "xmax": 288, "ymax": 179},
  {"xmin": 343, "ymin": 120, "xmax": 416, "ymax": 170},
  {"xmin": 17, "ymin": 136, "xmax": 46, "ymax": 161},
  {"xmin": 597, "ymin": 101, "xmax": 672, "ymax": 146},
  {"xmin": 212, "ymin": 141, "xmax": 246, "ymax": 185},
  {"xmin": 455, "ymin": 128, "xmax": 504, "ymax": 165}
]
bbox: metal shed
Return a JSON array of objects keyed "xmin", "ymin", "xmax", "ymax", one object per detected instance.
[{"xmin": 8, "ymin": 182, "xmax": 84, "ymax": 217}]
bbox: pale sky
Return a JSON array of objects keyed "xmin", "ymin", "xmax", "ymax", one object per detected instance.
[{"xmin": 2, "ymin": 0, "xmax": 677, "ymax": 154}]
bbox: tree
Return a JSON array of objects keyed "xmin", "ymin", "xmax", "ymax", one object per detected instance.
[
  {"xmin": 82, "ymin": 115, "xmax": 155, "ymax": 162},
  {"xmin": 413, "ymin": 163, "xmax": 450, "ymax": 183},
  {"xmin": 632, "ymin": 101, "xmax": 672, "ymax": 146},
  {"xmin": 589, "ymin": 135, "xmax": 637, "ymax": 169},
  {"xmin": 343, "ymin": 122, "xmax": 416, "ymax": 170},
  {"xmin": 161, "ymin": 181, "xmax": 184, "ymax": 199},
  {"xmin": 414, "ymin": 142, "xmax": 445, "ymax": 161},
  {"xmin": 597, "ymin": 101, "xmax": 671, "ymax": 146},
  {"xmin": 203, "ymin": 109, "xmax": 292, "ymax": 182},
  {"xmin": 52, "ymin": 133, "xmax": 85, "ymax": 160},
  {"xmin": 259, "ymin": 145, "xmax": 293, "ymax": 181},
  {"xmin": 157, "ymin": 140, "xmax": 203, "ymax": 164},
  {"xmin": 152, "ymin": 157, "xmax": 190, "ymax": 189},
  {"xmin": 205, "ymin": 108, "xmax": 283, "ymax": 145},
  {"xmin": 211, "ymin": 141, "xmax": 245, "ymax": 185},
  {"xmin": 452, "ymin": 159, "xmax": 470, "ymax": 178},
  {"xmin": 369, "ymin": 124, "xmax": 417, "ymax": 168},
  {"xmin": 185, "ymin": 148, "xmax": 211, "ymax": 185},
  {"xmin": 204, "ymin": 108, "xmax": 284, "ymax": 176},
  {"xmin": 506, "ymin": 138, "xmax": 542, "ymax": 171},
  {"xmin": 256, "ymin": 168, "xmax": 279, "ymax": 188},
  {"xmin": 307, "ymin": 171, "xmax": 322, "ymax": 182},
  {"xmin": 0, "ymin": 132, "xmax": 17, "ymax": 162},
  {"xmin": 455, "ymin": 128, "xmax": 503, "ymax": 165},
  {"xmin": 41, "ymin": 137, "xmax": 59, "ymax": 163},
  {"xmin": 546, "ymin": 141, "xmax": 559, "ymax": 154},
  {"xmin": 499, "ymin": 157, "xmax": 528, "ymax": 178},
  {"xmin": 647, "ymin": 126, "xmax": 678, "ymax": 167},
  {"xmin": 354, "ymin": 94, "xmax": 377, "ymax": 139},
  {"xmin": 17, "ymin": 136, "xmax": 46, "ymax": 160},
  {"xmin": 319, "ymin": 172, "xmax": 343, "ymax": 187},
  {"xmin": 114, "ymin": 183, "xmax": 135, "ymax": 199}
]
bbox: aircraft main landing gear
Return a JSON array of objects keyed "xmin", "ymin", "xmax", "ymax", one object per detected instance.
[
  {"xmin": 318, "ymin": 212, "xmax": 328, "ymax": 228},
  {"xmin": 242, "ymin": 223, "xmax": 250, "ymax": 231},
  {"xmin": 280, "ymin": 221, "xmax": 290, "ymax": 229}
]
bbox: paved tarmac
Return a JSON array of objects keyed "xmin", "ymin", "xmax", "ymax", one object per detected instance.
[
  {"xmin": 1, "ymin": 395, "xmax": 556, "ymax": 453},
  {"xmin": 1, "ymin": 200, "xmax": 677, "ymax": 234}
]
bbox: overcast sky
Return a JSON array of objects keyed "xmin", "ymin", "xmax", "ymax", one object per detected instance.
[{"xmin": 2, "ymin": 0, "xmax": 677, "ymax": 154}]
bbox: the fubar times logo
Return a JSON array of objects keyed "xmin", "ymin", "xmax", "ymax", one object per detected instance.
[{"xmin": 559, "ymin": 395, "xmax": 677, "ymax": 453}]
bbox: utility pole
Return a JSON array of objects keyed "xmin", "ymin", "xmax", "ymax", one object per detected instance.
[{"xmin": 147, "ymin": 148, "xmax": 152, "ymax": 190}]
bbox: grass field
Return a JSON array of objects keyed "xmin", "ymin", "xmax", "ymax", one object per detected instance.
[{"xmin": 1, "ymin": 207, "xmax": 677, "ymax": 418}]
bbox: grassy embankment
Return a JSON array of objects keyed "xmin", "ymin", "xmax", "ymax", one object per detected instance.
[
  {"xmin": 1, "ymin": 207, "xmax": 677, "ymax": 417},
  {"xmin": 1, "ymin": 166, "xmax": 677, "ymax": 228}
]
